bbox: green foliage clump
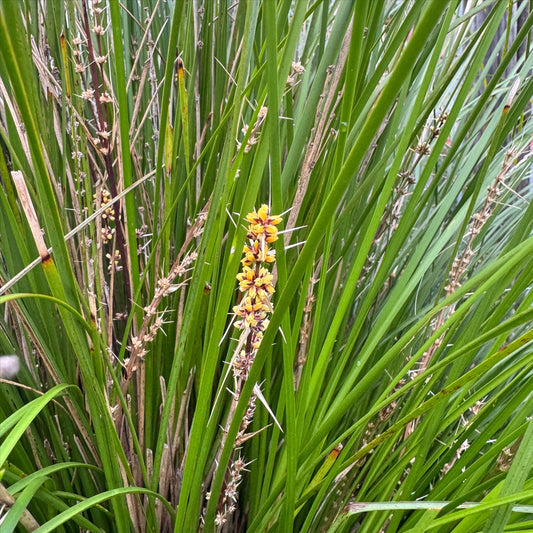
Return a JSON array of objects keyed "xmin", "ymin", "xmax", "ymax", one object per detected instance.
[{"xmin": 1, "ymin": 1, "xmax": 533, "ymax": 531}]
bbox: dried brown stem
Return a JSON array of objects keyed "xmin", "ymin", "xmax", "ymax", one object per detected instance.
[
  {"xmin": 81, "ymin": 0, "xmax": 132, "ymax": 311},
  {"xmin": 286, "ymin": 22, "xmax": 352, "ymax": 241},
  {"xmin": 120, "ymin": 200, "xmax": 210, "ymax": 394}
]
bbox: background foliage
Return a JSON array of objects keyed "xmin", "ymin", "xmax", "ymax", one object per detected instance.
[{"xmin": 1, "ymin": 0, "xmax": 533, "ymax": 531}]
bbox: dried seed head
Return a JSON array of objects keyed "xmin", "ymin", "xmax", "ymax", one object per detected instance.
[{"xmin": 81, "ymin": 89, "xmax": 94, "ymax": 100}]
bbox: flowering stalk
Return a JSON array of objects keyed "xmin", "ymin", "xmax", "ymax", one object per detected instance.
[
  {"xmin": 232, "ymin": 205, "xmax": 281, "ymax": 380},
  {"xmin": 213, "ymin": 204, "xmax": 282, "ymax": 527},
  {"xmin": 402, "ymin": 151, "xmax": 514, "ymax": 441}
]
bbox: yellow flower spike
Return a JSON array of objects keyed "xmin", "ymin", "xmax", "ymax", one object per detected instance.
[{"xmin": 234, "ymin": 204, "xmax": 281, "ymax": 342}]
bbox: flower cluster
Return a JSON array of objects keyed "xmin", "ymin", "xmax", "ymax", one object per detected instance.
[
  {"xmin": 287, "ymin": 61, "xmax": 305, "ymax": 86},
  {"xmin": 232, "ymin": 205, "xmax": 281, "ymax": 378},
  {"xmin": 239, "ymin": 107, "xmax": 268, "ymax": 153},
  {"xmin": 94, "ymin": 188, "xmax": 115, "ymax": 238},
  {"xmin": 122, "ymin": 250, "xmax": 198, "ymax": 389},
  {"xmin": 94, "ymin": 188, "xmax": 120, "ymax": 271},
  {"xmin": 214, "ymin": 456, "xmax": 248, "ymax": 527},
  {"xmin": 212, "ymin": 205, "xmax": 281, "ymax": 526}
]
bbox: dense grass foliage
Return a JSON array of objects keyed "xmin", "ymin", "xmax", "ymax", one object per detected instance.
[{"xmin": 1, "ymin": 1, "xmax": 533, "ymax": 531}]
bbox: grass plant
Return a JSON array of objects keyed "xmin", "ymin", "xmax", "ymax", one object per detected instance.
[{"xmin": 1, "ymin": 0, "xmax": 533, "ymax": 531}]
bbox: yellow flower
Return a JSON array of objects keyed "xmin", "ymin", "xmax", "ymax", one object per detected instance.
[
  {"xmin": 245, "ymin": 205, "xmax": 282, "ymax": 243},
  {"xmin": 241, "ymin": 240, "xmax": 276, "ymax": 266},
  {"xmin": 246, "ymin": 204, "xmax": 281, "ymax": 226},
  {"xmin": 237, "ymin": 266, "xmax": 256, "ymax": 292},
  {"xmin": 236, "ymin": 267, "xmax": 275, "ymax": 298},
  {"xmin": 254, "ymin": 267, "xmax": 274, "ymax": 290},
  {"xmin": 234, "ymin": 296, "xmax": 269, "ymax": 317}
]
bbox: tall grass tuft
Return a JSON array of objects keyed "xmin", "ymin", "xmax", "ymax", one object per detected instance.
[{"xmin": 1, "ymin": 1, "xmax": 533, "ymax": 531}]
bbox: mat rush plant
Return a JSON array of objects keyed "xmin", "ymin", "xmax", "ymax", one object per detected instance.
[{"xmin": 2, "ymin": 1, "xmax": 533, "ymax": 532}]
